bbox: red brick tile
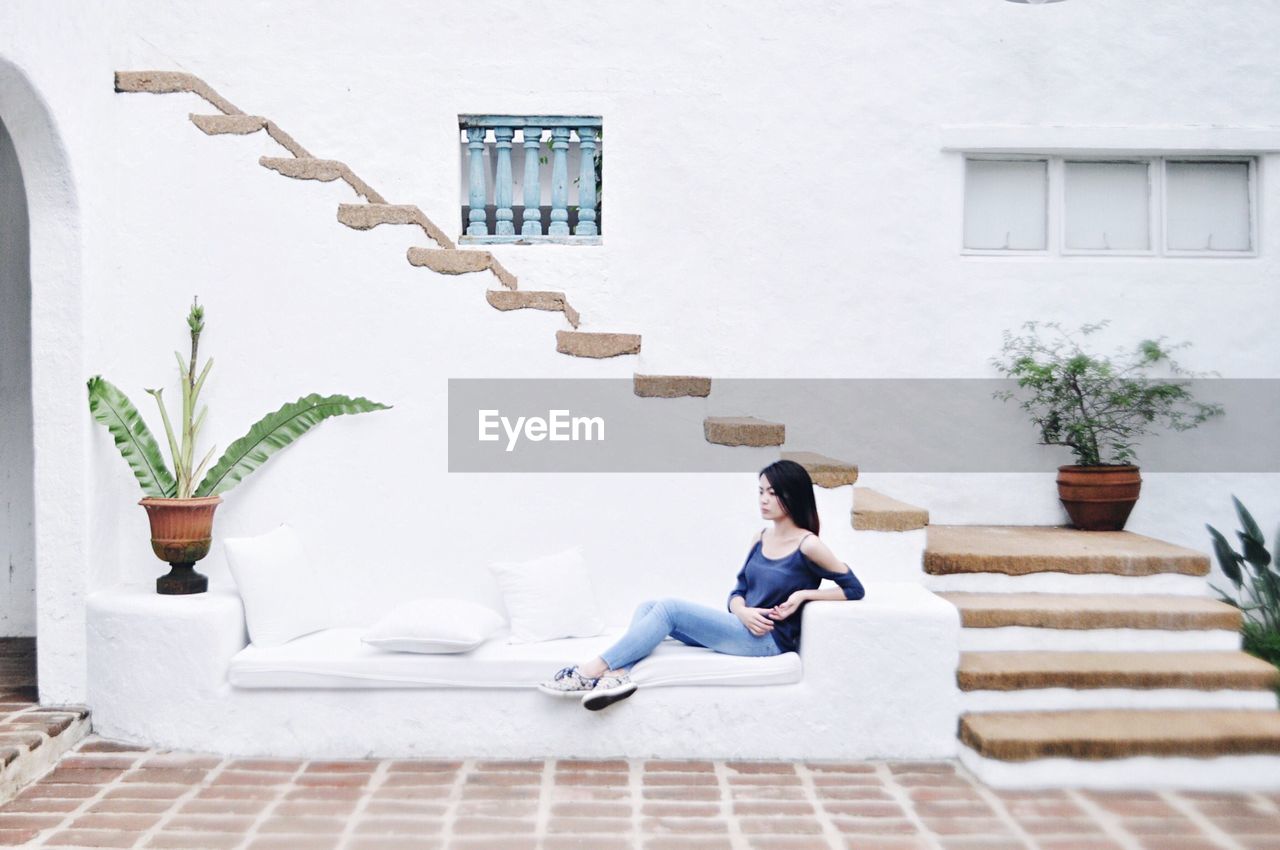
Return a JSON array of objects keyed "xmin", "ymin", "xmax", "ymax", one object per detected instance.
[
  {"xmin": 806, "ymin": 762, "xmax": 879, "ymax": 774},
  {"xmin": 921, "ymin": 817, "xmax": 1014, "ymax": 836},
  {"xmin": 734, "ymin": 801, "xmax": 817, "ymax": 817},
  {"xmin": 642, "ymin": 839, "xmax": 733, "ymax": 850},
  {"xmin": 304, "ymin": 760, "xmax": 376, "ymax": 773},
  {"xmin": 556, "ymin": 772, "xmax": 629, "ymax": 786},
  {"xmin": 78, "ymin": 739, "xmax": 147, "ymax": 753},
  {"xmin": 45, "ymin": 829, "xmax": 140, "ymax": 847},
  {"xmin": 459, "ymin": 785, "xmax": 542, "ymax": 800},
  {"xmin": 643, "ymin": 773, "xmax": 717, "ymax": 786},
  {"xmin": 725, "ymin": 762, "xmax": 797, "ymax": 775},
  {"xmin": 547, "ymin": 815, "xmax": 633, "ymax": 833},
  {"xmin": 811, "ymin": 773, "xmax": 883, "ymax": 786},
  {"xmin": 1001, "ymin": 798, "xmax": 1086, "ymax": 819},
  {"xmin": 1037, "ymin": 840, "xmax": 1128, "ymax": 850},
  {"xmin": 1, "ymin": 796, "xmax": 82, "ymax": 813},
  {"xmin": 372, "ymin": 782, "xmax": 453, "ymax": 800},
  {"xmin": 914, "ymin": 799, "xmax": 995, "ymax": 818},
  {"xmin": 362, "ymin": 800, "xmax": 449, "ymax": 817},
  {"xmin": 0, "ymin": 829, "xmax": 41, "ymax": 847},
  {"xmin": 210, "ymin": 770, "xmax": 293, "ymax": 786},
  {"xmin": 378, "ymin": 772, "xmax": 456, "ymax": 787},
  {"xmin": 43, "ymin": 766, "xmax": 126, "ymax": 784},
  {"xmin": 472, "ymin": 760, "xmax": 544, "ymax": 771},
  {"xmin": 644, "ymin": 760, "xmax": 715, "ymax": 773},
  {"xmin": 642, "ymin": 786, "xmax": 722, "ymax": 802},
  {"xmin": 58, "ymin": 756, "xmax": 140, "ymax": 770},
  {"xmin": 20, "ymin": 782, "xmax": 101, "ymax": 798},
  {"xmin": 549, "ymin": 786, "xmax": 629, "ymax": 802},
  {"xmin": 346, "ymin": 840, "xmax": 443, "ymax": 850},
  {"xmin": 455, "ymin": 800, "xmax": 539, "ymax": 819},
  {"xmin": 1119, "ymin": 816, "xmax": 1199, "ymax": 836},
  {"xmin": 224, "ymin": 759, "xmax": 300, "ymax": 772},
  {"xmin": 176, "ymin": 798, "xmax": 269, "ymax": 816},
  {"xmin": 1204, "ymin": 815, "xmax": 1280, "ymax": 834},
  {"xmin": 465, "ymin": 771, "xmax": 544, "ymax": 786},
  {"xmin": 829, "ymin": 816, "xmax": 919, "ymax": 835},
  {"xmin": 282, "ymin": 786, "xmax": 365, "ymax": 801},
  {"xmin": 838, "ymin": 840, "xmax": 929, "ymax": 850},
  {"xmin": 385, "ymin": 760, "xmax": 462, "ymax": 772},
  {"xmin": 295, "ymin": 772, "xmax": 369, "ymax": 788},
  {"xmin": 143, "ymin": 833, "xmax": 245, "ymax": 849},
  {"xmin": 1016, "ymin": 817, "xmax": 1109, "ymax": 836},
  {"xmin": 243, "ymin": 838, "xmax": 341, "ymax": 850},
  {"xmin": 1133, "ymin": 840, "xmax": 1223, "ymax": 850},
  {"xmin": 820, "ymin": 800, "xmax": 902, "ymax": 818},
  {"xmin": 257, "ymin": 816, "xmax": 348, "ymax": 834},
  {"xmin": 270, "ymin": 800, "xmax": 358, "ymax": 818},
  {"xmin": 123, "ymin": 768, "xmax": 209, "ymax": 784},
  {"xmin": 739, "ymin": 816, "xmax": 825, "ymax": 835},
  {"xmin": 0, "ymin": 813, "xmax": 65, "ymax": 830},
  {"xmin": 1083, "ymin": 792, "xmax": 1176, "ymax": 818},
  {"xmin": 906, "ymin": 787, "xmax": 985, "ymax": 802},
  {"xmin": 452, "ymin": 816, "xmax": 539, "ymax": 834},
  {"xmin": 193, "ymin": 785, "xmax": 277, "ymax": 800},
  {"xmin": 544, "ymin": 839, "xmax": 633, "ymax": 850},
  {"xmin": 138, "ymin": 754, "xmax": 223, "ymax": 770},
  {"xmin": 888, "ymin": 762, "xmax": 955, "ymax": 775},
  {"xmin": 728, "ymin": 774, "xmax": 803, "ymax": 787},
  {"xmin": 103, "ymin": 784, "xmax": 190, "ymax": 800},
  {"xmin": 163, "ymin": 814, "xmax": 258, "ymax": 832},
  {"xmin": 642, "ymin": 802, "xmax": 722, "ymax": 818},
  {"xmin": 743, "ymin": 838, "xmax": 833, "ymax": 850},
  {"xmin": 641, "ymin": 816, "xmax": 729, "ymax": 834},
  {"xmin": 937, "ymin": 840, "xmax": 1028, "ymax": 850},
  {"xmin": 894, "ymin": 774, "xmax": 973, "ymax": 788},
  {"xmin": 557, "ymin": 759, "xmax": 630, "ymax": 772},
  {"xmin": 730, "ymin": 786, "xmax": 807, "ymax": 801},
  {"xmin": 550, "ymin": 802, "xmax": 632, "ymax": 818},
  {"xmin": 448, "ymin": 839, "xmax": 538, "ymax": 850},
  {"xmin": 68, "ymin": 811, "xmax": 166, "ymax": 831},
  {"xmin": 817, "ymin": 785, "xmax": 893, "ymax": 801},
  {"xmin": 351, "ymin": 817, "xmax": 445, "ymax": 834}
]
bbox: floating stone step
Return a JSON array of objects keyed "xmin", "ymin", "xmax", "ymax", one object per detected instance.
[
  {"xmin": 924, "ymin": 526, "xmax": 1210, "ymax": 577},
  {"xmin": 957, "ymin": 651, "xmax": 1279, "ymax": 692},
  {"xmin": 258, "ymin": 157, "xmax": 385, "ymax": 204},
  {"xmin": 189, "ymin": 114, "xmax": 266, "ymax": 135},
  {"xmin": 941, "ymin": 592, "xmax": 1242, "ymax": 631},
  {"xmin": 852, "ymin": 487, "xmax": 927, "ymax": 531},
  {"xmin": 486, "ymin": 290, "xmax": 580, "ymax": 329},
  {"xmin": 960, "ymin": 709, "xmax": 1280, "ymax": 761},
  {"xmin": 405, "ymin": 247, "xmax": 516, "ymax": 289},
  {"xmin": 777, "ymin": 451, "xmax": 858, "ymax": 488},
  {"xmin": 633, "ymin": 375, "xmax": 712, "ymax": 399},
  {"xmin": 338, "ymin": 204, "xmax": 455, "ymax": 250},
  {"xmin": 114, "ymin": 71, "xmax": 242, "ymax": 115},
  {"xmin": 703, "ymin": 417, "xmax": 784, "ymax": 447},
  {"xmin": 555, "ymin": 331, "xmax": 641, "ymax": 359}
]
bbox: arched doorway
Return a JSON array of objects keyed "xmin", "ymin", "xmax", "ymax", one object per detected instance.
[{"xmin": 0, "ymin": 57, "xmax": 85, "ymax": 706}]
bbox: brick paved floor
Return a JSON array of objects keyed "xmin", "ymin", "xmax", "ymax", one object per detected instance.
[{"xmin": 1, "ymin": 737, "xmax": 1278, "ymax": 850}]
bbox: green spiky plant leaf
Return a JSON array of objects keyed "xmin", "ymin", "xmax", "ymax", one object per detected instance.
[
  {"xmin": 194, "ymin": 394, "xmax": 391, "ymax": 497},
  {"xmin": 87, "ymin": 376, "xmax": 178, "ymax": 498}
]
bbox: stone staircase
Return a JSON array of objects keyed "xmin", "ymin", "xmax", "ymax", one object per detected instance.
[
  {"xmin": 926, "ymin": 525, "xmax": 1280, "ymax": 789},
  {"xmin": 0, "ymin": 639, "xmax": 92, "ymax": 804}
]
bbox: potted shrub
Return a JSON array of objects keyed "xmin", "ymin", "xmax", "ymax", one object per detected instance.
[
  {"xmin": 88, "ymin": 298, "xmax": 390, "ymax": 594},
  {"xmin": 1207, "ymin": 497, "xmax": 1280, "ymax": 690},
  {"xmin": 991, "ymin": 320, "xmax": 1223, "ymax": 531}
]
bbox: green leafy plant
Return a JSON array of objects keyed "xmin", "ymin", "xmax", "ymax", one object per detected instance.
[
  {"xmin": 1208, "ymin": 497, "xmax": 1280, "ymax": 696},
  {"xmin": 991, "ymin": 320, "xmax": 1224, "ymax": 466},
  {"xmin": 87, "ymin": 298, "xmax": 389, "ymax": 499}
]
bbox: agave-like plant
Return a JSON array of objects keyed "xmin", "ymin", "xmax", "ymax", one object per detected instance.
[{"xmin": 87, "ymin": 297, "xmax": 390, "ymax": 500}]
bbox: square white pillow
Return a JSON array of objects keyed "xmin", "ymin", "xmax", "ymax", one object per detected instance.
[
  {"xmin": 488, "ymin": 546, "xmax": 604, "ymax": 643},
  {"xmin": 223, "ymin": 524, "xmax": 335, "ymax": 648},
  {"xmin": 361, "ymin": 598, "xmax": 506, "ymax": 653}
]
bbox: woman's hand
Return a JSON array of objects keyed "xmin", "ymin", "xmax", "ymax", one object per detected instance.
[
  {"xmin": 736, "ymin": 606, "xmax": 775, "ymax": 636},
  {"xmin": 768, "ymin": 590, "xmax": 810, "ymax": 622}
]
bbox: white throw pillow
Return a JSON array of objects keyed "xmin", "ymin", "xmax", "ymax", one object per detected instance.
[
  {"xmin": 488, "ymin": 546, "xmax": 605, "ymax": 643},
  {"xmin": 223, "ymin": 524, "xmax": 334, "ymax": 648},
  {"xmin": 361, "ymin": 598, "xmax": 506, "ymax": 653}
]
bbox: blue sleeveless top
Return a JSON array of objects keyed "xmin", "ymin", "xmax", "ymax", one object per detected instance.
[{"xmin": 726, "ymin": 533, "xmax": 865, "ymax": 653}]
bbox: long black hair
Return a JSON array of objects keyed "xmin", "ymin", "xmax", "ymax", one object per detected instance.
[{"xmin": 759, "ymin": 459, "xmax": 820, "ymax": 535}]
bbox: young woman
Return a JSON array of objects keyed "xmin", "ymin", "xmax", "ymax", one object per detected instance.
[{"xmin": 538, "ymin": 459, "xmax": 866, "ymax": 711}]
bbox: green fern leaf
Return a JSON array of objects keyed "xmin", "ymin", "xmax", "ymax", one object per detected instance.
[{"xmin": 87, "ymin": 376, "xmax": 177, "ymax": 498}]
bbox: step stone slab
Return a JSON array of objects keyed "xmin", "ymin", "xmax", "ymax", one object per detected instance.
[
  {"xmin": 957, "ymin": 650, "xmax": 1280, "ymax": 692},
  {"xmin": 703, "ymin": 417, "xmax": 785, "ymax": 447},
  {"xmin": 853, "ymin": 487, "xmax": 928, "ymax": 531},
  {"xmin": 925, "ymin": 526, "xmax": 1210, "ymax": 577},
  {"xmin": 781, "ymin": 451, "xmax": 859, "ymax": 488},
  {"xmin": 555, "ymin": 331, "xmax": 641, "ymax": 359},
  {"xmin": 633, "ymin": 375, "xmax": 712, "ymax": 399},
  {"xmin": 940, "ymin": 592, "xmax": 1242, "ymax": 631}
]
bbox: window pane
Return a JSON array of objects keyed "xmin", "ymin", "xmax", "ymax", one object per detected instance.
[
  {"xmin": 964, "ymin": 159, "xmax": 1047, "ymax": 250},
  {"xmin": 1064, "ymin": 161, "xmax": 1150, "ymax": 250},
  {"xmin": 1166, "ymin": 161, "xmax": 1251, "ymax": 251}
]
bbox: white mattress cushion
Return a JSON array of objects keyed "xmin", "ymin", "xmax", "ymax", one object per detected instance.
[{"xmin": 228, "ymin": 627, "xmax": 802, "ymax": 689}]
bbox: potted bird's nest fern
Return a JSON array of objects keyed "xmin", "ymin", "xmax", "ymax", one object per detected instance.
[{"xmin": 87, "ymin": 298, "xmax": 390, "ymax": 594}]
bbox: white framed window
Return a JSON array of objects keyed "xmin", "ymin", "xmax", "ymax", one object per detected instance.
[{"xmin": 962, "ymin": 154, "xmax": 1258, "ymax": 257}]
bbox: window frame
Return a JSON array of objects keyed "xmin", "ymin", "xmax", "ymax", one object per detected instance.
[{"xmin": 960, "ymin": 153, "xmax": 1259, "ymax": 259}]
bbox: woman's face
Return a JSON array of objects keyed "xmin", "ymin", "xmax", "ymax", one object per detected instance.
[{"xmin": 759, "ymin": 474, "xmax": 788, "ymax": 521}]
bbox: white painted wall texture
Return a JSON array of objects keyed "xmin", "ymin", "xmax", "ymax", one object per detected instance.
[{"xmin": 0, "ymin": 0, "xmax": 1276, "ymax": 703}]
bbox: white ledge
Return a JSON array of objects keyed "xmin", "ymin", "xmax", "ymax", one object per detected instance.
[{"xmin": 939, "ymin": 125, "xmax": 1280, "ymax": 154}]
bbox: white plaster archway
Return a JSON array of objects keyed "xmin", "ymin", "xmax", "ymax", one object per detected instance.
[{"xmin": 0, "ymin": 56, "xmax": 86, "ymax": 706}]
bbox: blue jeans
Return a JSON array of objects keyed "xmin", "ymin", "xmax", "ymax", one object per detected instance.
[{"xmin": 598, "ymin": 598, "xmax": 784, "ymax": 671}]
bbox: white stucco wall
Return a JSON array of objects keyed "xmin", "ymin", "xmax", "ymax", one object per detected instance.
[
  {"xmin": 0, "ymin": 116, "xmax": 35, "ymax": 637},
  {"xmin": 0, "ymin": 0, "xmax": 1277, "ymax": 703}
]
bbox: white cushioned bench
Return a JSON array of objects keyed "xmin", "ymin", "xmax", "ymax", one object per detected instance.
[
  {"xmin": 229, "ymin": 627, "xmax": 803, "ymax": 690},
  {"xmin": 86, "ymin": 581, "xmax": 960, "ymax": 760}
]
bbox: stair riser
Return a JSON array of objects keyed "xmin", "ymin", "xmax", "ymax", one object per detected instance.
[
  {"xmin": 962, "ymin": 688, "xmax": 1277, "ymax": 714},
  {"xmin": 959, "ymin": 627, "xmax": 1241, "ymax": 653},
  {"xmin": 926, "ymin": 572, "xmax": 1210, "ymax": 596},
  {"xmin": 959, "ymin": 746, "xmax": 1280, "ymax": 790}
]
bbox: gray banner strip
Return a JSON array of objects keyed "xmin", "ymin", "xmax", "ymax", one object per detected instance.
[{"xmin": 447, "ymin": 379, "xmax": 1279, "ymax": 473}]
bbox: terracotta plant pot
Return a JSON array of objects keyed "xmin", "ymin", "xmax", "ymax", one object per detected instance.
[
  {"xmin": 138, "ymin": 495, "xmax": 222, "ymax": 595},
  {"xmin": 1056, "ymin": 465, "xmax": 1142, "ymax": 531}
]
